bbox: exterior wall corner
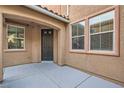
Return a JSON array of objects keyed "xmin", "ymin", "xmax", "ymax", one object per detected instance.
[
  {"xmin": 0, "ymin": 13, "xmax": 3, "ymax": 81},
  {"xmin": 57, "ymin": 28, "xmax": 66, "ymax": 65}
]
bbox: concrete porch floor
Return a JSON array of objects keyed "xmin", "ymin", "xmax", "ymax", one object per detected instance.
[{"xmin": 0, "ymin": 63, "xmax": 122, "ymax": 88}]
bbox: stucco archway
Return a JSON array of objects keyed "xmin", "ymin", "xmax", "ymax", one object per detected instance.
[{"xmin": 0, "ymin": 5, "xmax": 66, "ymax": 81}]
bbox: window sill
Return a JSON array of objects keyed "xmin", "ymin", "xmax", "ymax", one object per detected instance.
[
  {"xmin": 4, "ymin": 49, "xmax": 26, "ymax": 52},
  {"xmin": 87, "ymin": 50, "xmax": 119, "ymax": 56},
  {"xmin": 69, "ymin": 49, "xmax": 119, "ymax": 57},
  {"xmin": 69, "ymin": 49, "xmax": 86, "ymax": 53}
]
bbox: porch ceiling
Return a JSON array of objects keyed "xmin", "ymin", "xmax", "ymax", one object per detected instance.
[{"xmin": 4, "ymin": 18, "xmax": 51, "ymax": 29}]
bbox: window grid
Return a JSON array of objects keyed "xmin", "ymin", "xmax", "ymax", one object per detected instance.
[
  {"xmin": 72, "ymin": 35, "xmax": 85, "ymax": 38},
  {"xmin": 89, "ymin": 10, "xmax": 115, "ymax": 51},
  {"xmin": 71, "ymin": 21, "xmax": 85, "ymax": 50},
  {"xmin": 90, "ymin": 30, "xmax": 113, "ymax": 35},
  {"xmin": 6, "ymin": 24, "xmax": 25, "ymax": 50}
]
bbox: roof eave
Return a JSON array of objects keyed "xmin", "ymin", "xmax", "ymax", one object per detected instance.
[{"xmin": 24, "ymin": 5, "xmax": 70, "ymax": 23}]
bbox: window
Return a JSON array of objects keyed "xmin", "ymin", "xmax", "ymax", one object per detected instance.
[
  {"xmin": 89, "ymin": 10, "xmax": 115, "ymax": 51},
  {"xmin": 69, "ymin": 6, "xmax": 119, "ymax": 55},
  {"xmin": 7, "ymin": 25, "xmax": 25, "ymax": 50},
  {"xmin": 71, "ymin": 21, "xmax": 85, "ymax": 50}
]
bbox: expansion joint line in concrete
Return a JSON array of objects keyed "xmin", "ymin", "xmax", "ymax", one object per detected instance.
[
  {"xmin": 75, "ymin": 76, "xmax": 92, "ymax": 88},
  {"xmin": 38, "ymin": 70, "xmax": 61, "ymax": 88}
]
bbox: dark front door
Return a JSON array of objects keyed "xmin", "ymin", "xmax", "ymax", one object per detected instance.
[{"xmin": 41, "ymin": 29, "xmax": 53, "ymax": 61}]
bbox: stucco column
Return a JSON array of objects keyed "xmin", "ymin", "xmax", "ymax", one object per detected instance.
[
  {"xmin": 57, "ymin": 28, "xmax": 65, "ymax": 65},
  {"xmin": 0, "ymin": 13, "xmax": 3, "ymax": 81},
  {"xmin": 31, "ymin": 25, "xmax": 41, "ymax": 63}
]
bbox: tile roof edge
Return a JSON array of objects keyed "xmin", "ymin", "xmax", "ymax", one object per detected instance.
[{"xmin": 37, "ymin": 5, "xmax": 70, "ymax": 20}]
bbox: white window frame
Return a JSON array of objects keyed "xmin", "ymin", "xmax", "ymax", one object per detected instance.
[
  {"xmin": 70, "ymin": 21, "xmax": 86, "ymax": 53},
  {"xmin": 5, "ymin": 24, "xmax": 26, "ymax": 51},
  {"xmin": 88, "ymin": 10, "xmax": 116, "ymax": 55}
]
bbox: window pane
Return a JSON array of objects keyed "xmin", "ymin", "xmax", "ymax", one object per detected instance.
[
  {"xmin": 90, "ymin": 34, "xmax": 100, "ymax": 50},
  {"xmin": 89, "ymin": 10, "xmax": 114, "ymax": 25},
  {"xmin": 16, "ymin": 39, "xmax": 24, "ymax": 49},
  {"xmin": 72, "ymin": 37, "xmax": 77, "ymax": 49},
  {"xmin": 89, "ymin": 13, "xmax": 100, "ymax": 34},
  {"xmin": 8, "ymin": 25, "xmax": 17, "ymax": 31},
  {"xmin": 78, "ymin": 22, "xmax": 85, "ymax": 35},
  {"xmin": 72, "ymin": 24, "xmax": 77, "ymax": 36},
  {"xmin": 101, "ymin": 19, "xmax": 113, "ymax": 32},
  {"xmin": 89, "ymin": 10, "xmax": 114, "ymax": 33},
  {"xmin": 8, "ymin": 38, "xmax": 24, "ymax": 49},
  {"xmin": 72, "ymin": 36, "xmax": 84, "ymax": 49},
  {"xmin": 90, "ymin": 23, "xmax": 100, "ymax": 33},
  {"xmin": 8, "ymin": 31, "xmax": 17, "ymax": 41},
  {"xmin": 89, "ymin": 15, "xmax": 100, "ymax": 25},
  {"xmin": 8, "ymin": 38, "xmax": 17, "ymax": 49},
  {"xmin": 101, "ymin": 32, "xmax": 113, "ymax": 50},
  {"xmin": 17, "ymin": 27, "xmax": 24, "ymax": 38},
  {"xmin": 100, "ymin": 10, "xmax": 114, "ymax": 32},
  {"xmin": 8, "ymin": 26, "xmax": 17, "ymax": 37},
  {"xmin": 77, "ymin": 36, "xmax": 84, "ymax": 49},
  {"xmin": 100, "ymin": 10, "xmax": 114, "ymax": 23}
]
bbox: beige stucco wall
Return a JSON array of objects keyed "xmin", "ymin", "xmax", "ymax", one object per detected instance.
[
  {"xmin": 31, "ymin": 25, "xmax": 41, "ymax": 63},
  {"xmin": 53, "ymin": 30, "xmax": 58, "ymax": 63},
  {"xmin": 69, "ymin": 5, "xmax": 112, "ymax": 22},
  {"xmin": 65, "ymin": 5, "xmax": 124, "ymax": 83}
]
